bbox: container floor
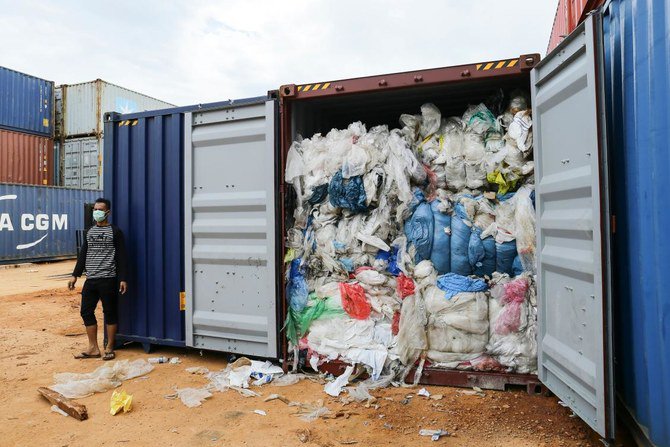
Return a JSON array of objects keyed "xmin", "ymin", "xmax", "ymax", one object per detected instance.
[{"xmin": 0, "ymin": 262, "xmax": 607, "ymax": 447}]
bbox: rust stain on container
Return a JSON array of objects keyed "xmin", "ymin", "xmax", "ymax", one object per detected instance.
[{"xmin": 0, "ymin": 129, "xmax": 54, "ymax": 186}]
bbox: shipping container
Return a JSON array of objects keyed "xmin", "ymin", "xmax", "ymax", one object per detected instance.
[
  {"xmin": 57, "ymin": 79, "xmax": 175, "ymax": 138},
  {"xmin": 0, "ymin": 66, "xmax": 54, "ymax": 138},
  {"xmin": 0, "ymin": 129, "xmax": 54, "ymax": 186},
  {"xmin": 104, "ymin": 6, "xmax": 670, "ymax": 443},
  {"xmin": 102, "ymin": 98, "xmax": 267, "ymax": 350},
  {"xmin": 604, "ymin": 1, "xmax": 670, "ymax": 446},
  {"xmin": 63, "ymin": 136, "xmax": 103, "ymax": 190},
  {"xmin": 0, "ymin": 184, "xmax": 98, "ymax": 263},
  {"xmin": 547, "ymin": 0, "xmax": 605, "ymax": 53}
]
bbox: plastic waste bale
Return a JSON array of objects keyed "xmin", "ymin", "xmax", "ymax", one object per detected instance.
[
  {"xmin": 450, "ymin": 200, "xmax": 474, "ymax": 276},
  {"xmin": 514, "ymin": 185, "xmax": 536, "ymax": 274},
  {"xmin": 487, "ymin": 273, "xmax": 537, "ymax": 374},
  {"xmin": 494, "ymin": 194, "xmax": 518, "ymax": 275},
  {"xmin": 306, "ymin": 317, "xmax": 391, "ymax": 380},
  {"xmin": 429, "ymin": 199, "xmax": 451, "ymax": 274},
  {"xmin": 328, "ymin": 170, "xmax": 368, "ymax": 213},
  {"xmin": 469, "ymin": 198, "xmax": 497, "ymax": 277},
  {"xmin": 424, "ymin": 286, "xmax": 489, "ymax": 367},
  {"xmin": 404, "ymin": 190, "xmax": 434, "ymax": 263}
]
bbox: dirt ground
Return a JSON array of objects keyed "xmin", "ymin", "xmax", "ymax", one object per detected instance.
[{"xmin": 0, "ymin": 261, "xmax": 607, "ymax": 447}]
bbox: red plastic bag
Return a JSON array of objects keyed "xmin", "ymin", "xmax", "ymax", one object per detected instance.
[
  {"xmin": 339, "ymin": 282, "xmax": 371, "ymax": 320},
  {"xmin": 423, "ymin": 164, "xmax": 438, "ymax": 202},
  {"xmin": 396, "ymin": 273, "xmax": 415, "ymax": 299},
  {"xmin": 494, "ymin": 277, "xmax": 529, "ymax": 335},
  {"xmin": 392, "ymin": 311, "xmax": 401, "ymax": 335}
]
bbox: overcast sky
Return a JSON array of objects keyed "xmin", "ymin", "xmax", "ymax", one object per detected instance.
[{"xmin": 0, "ymin": 1, "xmax": 557, "ymax": 106}]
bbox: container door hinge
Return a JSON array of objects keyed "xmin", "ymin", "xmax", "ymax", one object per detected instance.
[{"xmin": 180, "ymin": 292, "xmax": 186, "ymax": 311}]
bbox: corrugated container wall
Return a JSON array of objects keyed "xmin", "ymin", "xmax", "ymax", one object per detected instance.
[
  {"xmin": 103, "ymin": 110, "xmax": 185, "ymax": 348},
  {"xmin": 0, "ymin": 184, "xmax": 98, "ymax": 263},
  {"xmin": 0, "ymin": 129, "xmax": 54, "ymax": 186},
  {"xmin": 547, "ymin": 0, "xmax": 605, "ymax": 53},
  {"xmin": 603, "ymin": 1, "xmax": 670, "ymax": 445},
  {"xmin": 0, "ymin": 66, "xmax": 54, "ymax": 137},
  {"xmin": 58, "ymin": 80, "xmax": 175, "ymax": 138},
  {"xmin": 63, "ymin": 136, "xmax": 103, "ymax": 189}
]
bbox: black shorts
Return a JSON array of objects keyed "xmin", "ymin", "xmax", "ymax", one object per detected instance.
[{"xmin": 80, "ymin": 278, "xmax": 118, "ymax": 326}]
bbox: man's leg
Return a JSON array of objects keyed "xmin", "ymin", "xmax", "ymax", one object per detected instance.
[
  {"xmin": 78, "ymin": 280, "xmax": 101, "ymax": 357},
  {"xmin": 101, "ymin": 278, "xmax": 119, "ymax": 360}
]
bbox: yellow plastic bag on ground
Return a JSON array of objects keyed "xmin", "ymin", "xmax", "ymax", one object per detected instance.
[{"xmin": 110, "ymin": 390, "xmax": 133, "ymax": 415}]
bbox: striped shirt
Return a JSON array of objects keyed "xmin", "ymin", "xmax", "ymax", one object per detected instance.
[
  {"xmin": 85, "ymin": 226, "xmax": 116, "ymax": 278},
  {"xmin": 73, "ymin": 224, "xmax": 128, "ymax": 281}
]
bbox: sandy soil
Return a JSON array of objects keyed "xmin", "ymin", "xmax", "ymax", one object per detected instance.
[{"xmin": 0, "ymin": 260, "xmax": 607, "ymax": 447}]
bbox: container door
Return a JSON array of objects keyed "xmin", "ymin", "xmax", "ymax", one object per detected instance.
[
  {"xmin": 80, "ymin": 138, "xmax": 101, "ymax": 190},
  {"xmin": 184, "ymin": 100, "xmax": 278, "ymax": 358},
  {"xmin": 63, "ymin": 140, "xmax": 82, "ymax": 188},
  {"xmin": 531, "ymin": 13, "xmax": 614, "ymax": 438}
]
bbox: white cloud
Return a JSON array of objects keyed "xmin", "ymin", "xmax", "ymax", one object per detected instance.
[{"xmin": 0, "ymin": 0, "xmax": 556, "ymax": 106}]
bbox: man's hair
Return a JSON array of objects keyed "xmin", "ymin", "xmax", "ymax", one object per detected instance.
[{"xmin": 95, "ymin": 197, "xmax": 112, "ymax": 211}]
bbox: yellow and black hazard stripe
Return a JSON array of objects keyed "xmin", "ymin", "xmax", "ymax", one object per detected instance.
[
  {"xmin": 297, "ymin": 82, "xmax": 331, "ymax": 92},
  {"xmin": 118, "ymin": 119, "xmax": 139, "ymax": 127},
  {"xmin": 476, "ymin": 59, "xmax": 519, "ymax": 71}
]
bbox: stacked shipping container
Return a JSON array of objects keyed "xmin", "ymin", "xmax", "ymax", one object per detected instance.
[
  {"xmin": 0, "ymin": 66, "xmax": 56, "ymax": 186},
  {"xmin": 55, "ymin": 80, "xmax": 174, "ymax": 190}
]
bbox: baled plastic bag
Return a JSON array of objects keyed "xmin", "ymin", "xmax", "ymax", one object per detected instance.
[
  {"xmin": 496, "ymin": 240, "xmax": 518, "ymax": 276},
  {"xmin": 436, "ymin": 273, "xmax": 488, "ymax": 299},
  {"xmin": 450, "ymin": 202, "xmax": 473, "ymax": 276},
  {"xmin": 396, "ymin": 273, "xmax": 415, "ymax": 299},
  {"xmin": 463, "ymin": 103, "xmax": 498, "ymax": 135},
  {"xmin": 468, "ymin": 227, "xmax": 496, "ymax": 277},
  {"xmin": 507, "ymin": 110, "xmax": 533, "ymax": 152},
  {"xmin": 404, "ymin": 195, "xmax": 434, "ymax": 263},
  {"xmin": 339, "ymin": 282, "xmax": 371, "ymax": 320},
  {"xmin": 328, "ymin": 170, "xmax": 368, "ymax": 213},
  {"xmin": 342, "ymin": 143, "xmax": 369, "ymax": 179},
  {"xmin": 419, "ymin": 103, "xmax": 441, "ymax": 138},
  {"xmin": 514, "ymin": 186, "xmax": 536, "ymax": 273},
  {"xmin": 494, "ymin": 277, "xmax": 529, "ymax": 335},
  {"xmin": 287, "ymin": 259, "xmax": 309, "ymax": 312},
  {"xmin": 429, "ymin": 200, "xmax": 451, "ymax": 274}
]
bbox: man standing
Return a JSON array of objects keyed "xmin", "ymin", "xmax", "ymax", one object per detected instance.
[{"xmin": 68, "ymin": 198, "xmax": 128, "ymax": 360}]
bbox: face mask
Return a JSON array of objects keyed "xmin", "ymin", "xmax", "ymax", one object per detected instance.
[{"xmin": 92, "ymin": 210, "xmax": 107, "ymax": 222}]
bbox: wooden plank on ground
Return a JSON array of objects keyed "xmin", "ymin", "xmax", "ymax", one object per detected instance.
[{"xmin": 37, "ymin": 387, "xmax": 88, "ymax": 421}]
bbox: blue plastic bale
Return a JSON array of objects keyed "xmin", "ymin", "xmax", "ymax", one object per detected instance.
[
  {"xmin": 429, "ymin": 200, "xmax": 451, "ymax": 274},
  {"xmin": 450, "ymin": 203, "xmax": 473, "ymax": 276},
  {"xmin": 512, "ymin": 255, "xmax": 524, "ymax": 276},
  {"xmin": 287, "ymin": 258, "xmax": 309, "ymax": 311},
  {"xmin": 328, "ymin": 170, "xmax": 367, "ymax": 213},
  {"xmin": 469, "ymin": 227, "xmax": 496, "ymax": 276},
  {"xmin": 495, "ymin": 240, "xmax": 518, "ymax": 276},
  {"xmin": 404, "ymin": 201, "xmax": 434, "ymax": 262}
]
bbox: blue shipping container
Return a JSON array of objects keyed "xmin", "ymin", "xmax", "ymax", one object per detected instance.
[
  {"xmin": 0, "ymin": 184, "xmax": 97, "ymax": 263},
  {"xmin": 103, "ymin": 97, "xmax": 267, "ymax": 350},
  {"xmin": 0, "ymin": 66, "xmax": 54, "ymax": 137},
  {"xmin": 604, "ymin": 1, "xmax": 670, "ymax": 446},
  {"xmin": 103, "ymin": 109, "xmax": 186, "ymax": 349}
]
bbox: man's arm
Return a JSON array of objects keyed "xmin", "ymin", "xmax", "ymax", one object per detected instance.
[
  {"xmin": 68, "ymin": 231, "xmax": 87, "ymax": 289},
  {"xmin": 72, "ymin": 233, "xmax": 88, "ymax": 277}
]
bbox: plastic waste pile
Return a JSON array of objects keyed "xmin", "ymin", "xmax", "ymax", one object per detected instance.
[{"xmin": 283, "ymin": 91, "xmax": 538, "ymax": 382}]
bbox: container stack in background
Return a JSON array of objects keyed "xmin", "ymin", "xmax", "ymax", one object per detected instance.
[
  {"xmin": 0, "ymin": 66, "xmax": 55, "ymax": 186},
  {"xmin": 54, "ymin": 79, "xmax": 174, "ymax": 190}
]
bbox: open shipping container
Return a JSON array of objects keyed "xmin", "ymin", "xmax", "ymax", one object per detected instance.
[{"xmin": 104, "ymin": 6, "xmax": 670, "ymax": 443}]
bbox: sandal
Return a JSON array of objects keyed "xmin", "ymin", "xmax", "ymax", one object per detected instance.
[
  {"xmin": 74, "ymin": 352, "xmax": 101, "ymax": 359},
  {"xmin": 102, "ymin": 351, "xmax": 116, "ymax": 361}
]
